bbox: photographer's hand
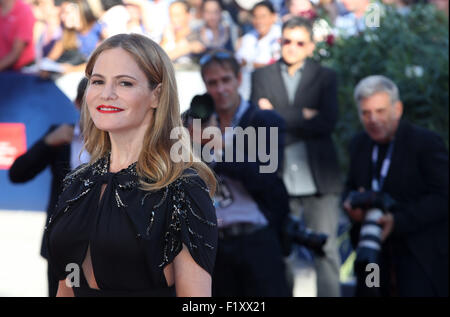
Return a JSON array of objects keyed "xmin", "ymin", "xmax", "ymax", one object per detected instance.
[
  {"xmin": 302, "ymin": 108, "xmax": 318, "ymax": 120},
  {"xmin": 343, "ymin": 187, "xmax": 366, "ymax": 222},
  {"xmin": 377, "ymin": 212, "xmax": 394, "ymax": 242},
  {"xmin": 343, "ymin": 200, "xmax": 365, "ymax": 222},
  {"xmin": 258, "ymin": 98, "xmax": 274, "ymax": 110}
]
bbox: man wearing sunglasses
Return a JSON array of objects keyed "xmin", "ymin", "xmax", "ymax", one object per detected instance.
[
  {"xmin": 199, "ymin": 50, "xmax": 291, "ymax": 297},
  {"xmin": 251, "ymin": 16, "xmax": 342, "ymax": 297}
]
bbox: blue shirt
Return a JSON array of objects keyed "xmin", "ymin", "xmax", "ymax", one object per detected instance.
[{"xmin": 77, "ymin": 22, "xmax": 104, "ymax": 59}]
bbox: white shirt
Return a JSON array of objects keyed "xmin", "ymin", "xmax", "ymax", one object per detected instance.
[
  {"xmin": 101, "ymin": 5, "xmax": 130, "ymax": 37},
  {"xmin": 70, "ymin": 124, "xmax": 90, "ymax": 171},
  {"xmin": 145, "ymin": 0, "xmax": 172, "ymax": 43},
  {"xmin": 236, "ymin": 23, "xmax": 281, "ymax": 70},
  {"xmin": 236, "ymin": 24, "xmax": 281, "ymax": 99}
]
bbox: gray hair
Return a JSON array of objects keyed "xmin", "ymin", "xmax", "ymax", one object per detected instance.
[{"xmin": 354, "ymin": 75, "xmax": 400, "ymax": 106}]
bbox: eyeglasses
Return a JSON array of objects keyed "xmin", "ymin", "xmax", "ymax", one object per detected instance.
[
  {"xmin": 281, "ymin": 38, "xmax": 307, "ymax": 47},
  {"xmin": 199, "ymin": 51, "xmax": 233, "ymax": 66}
]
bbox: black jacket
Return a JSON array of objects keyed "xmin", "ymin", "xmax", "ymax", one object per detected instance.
[
  {"xmin": 251, "ymin": 58, "xmax": 342, "ymax": 194},
  {"xmin": 212, "ymin": 103, "xmax": 290, "ymax": 233},
  {"xmin": 344, "ymin": 120, "xmax": 448, "ymax": 296},
  {"xmin": 9, "ymin": 125, "xmax": 72, "ymax": 258}
]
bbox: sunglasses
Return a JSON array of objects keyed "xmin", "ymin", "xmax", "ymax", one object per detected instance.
[
  {"xmin": 199, "ymin": 51, "xmax": 233, "ymax": 66},
  {"xmin": 281, "ymin": 38, "xmax": 307, "ymax": 47}
]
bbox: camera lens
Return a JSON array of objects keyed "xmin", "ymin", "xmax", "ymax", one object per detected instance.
[
  {"xmin": 355, "ymin": 208, "xmax": 383, "ymax": 265},
  {"xmin": 189, "ymin": 94, "xmax": 215, "ymax": 122}
]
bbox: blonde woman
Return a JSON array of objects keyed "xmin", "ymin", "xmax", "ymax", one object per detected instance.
[{"xmin": 45, "ymin": 33, "xmax": 217, "ymax": 297}]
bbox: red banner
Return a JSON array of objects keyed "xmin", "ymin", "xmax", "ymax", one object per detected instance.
[{"xmin": 0, "ymin": 123, "xmax": 27, "ymax": 170}]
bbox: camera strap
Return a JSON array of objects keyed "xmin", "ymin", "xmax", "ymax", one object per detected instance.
[{"xmin": 371, "ymin": 140, "xmax": 395, "ymax": 192}]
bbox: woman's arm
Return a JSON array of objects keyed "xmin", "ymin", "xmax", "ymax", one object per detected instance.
[
  {"xmin": 61, "ymin": 62, "xmax": 87, "ymax": 74},
  {"xmin": 56, "ymin": 279, "xmax": 75, "ymax": 297},
  {"xmin": 173, "ymin": 244, "xmax": 212, "ymax": 297},
  {"xmin": 47, "ymin": 39, "xmax": 64, "ymax": 61}
]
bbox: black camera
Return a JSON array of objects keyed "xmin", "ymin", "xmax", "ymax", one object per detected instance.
[
  {"xmin": 281, "ymin": 215, "xmax": 328, "ymax": 257},
  {"xmin": 183, "ymin": 93, "xmax": 215, "ymax": 125},
  {"xmin": 348, "ymin": 190, "xmax": 397, "ymax": 295},
  {"xmin": 348, "ymin": 190, "xmax": 396, "ymax": 212},
  {"xmin": 347, "ymin": 191, "xmax": 397, "ymax": 264}
]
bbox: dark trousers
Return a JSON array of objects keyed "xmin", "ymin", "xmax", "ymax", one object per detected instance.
[
  {"xmin": 394, "ymin": 252, "xmax": 437, "ymax": 297},
  {"xmin": 48, "ymin": 261, "xmax": 58, "ymax": 297},
  {"xmin": 212, "ymin": 226, "xmax": 291, "ymax": 297},
  {"xmin": 355, "ymin": 241, "xmax": 439, "ymax": 297}
]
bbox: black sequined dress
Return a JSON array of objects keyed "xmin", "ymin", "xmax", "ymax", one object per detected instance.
[{"xmin": 45, "ymin": 155, "xmax": 217, "ymax": 297}]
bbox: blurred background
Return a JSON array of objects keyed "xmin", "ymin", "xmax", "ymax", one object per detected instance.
[{"xmin": 1, "ymin": 0, "xmax": 448, "ymax": 296}]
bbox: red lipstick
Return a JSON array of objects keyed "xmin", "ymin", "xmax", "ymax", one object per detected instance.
[{"xmin": 96, "ymin": 105, "xmax": 124, "ymax": 113}]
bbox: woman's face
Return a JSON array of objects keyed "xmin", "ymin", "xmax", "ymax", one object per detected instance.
[
  {"xmin": 86, "ymin": 47, "xmax": 158, "ymax": 135},
  {"xmin": 252, "ymin": 6, "xmax": 276, "ymax": 37},
  {"xmin": 125, "ymin": 4, "xmax": 141, "ymax": 23},
  {"xmin": 169, "ymin": 2, "xmax": 190, "ymax": 31},
  {"xmin": 203, "ymin": 1, "xmax": 221, "ymax": 29},
  {"xmin": 289, "ymin": 0, "xmax": 313, "ymax": 15},
  {"xmin": 60, "ymin": 2, "xmax": 81, "ymax": 30}
]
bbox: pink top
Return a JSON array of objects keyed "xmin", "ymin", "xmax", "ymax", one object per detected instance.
[{"xmin": 0, "ymin": 0, "xmax": 35, "ymax": 70}]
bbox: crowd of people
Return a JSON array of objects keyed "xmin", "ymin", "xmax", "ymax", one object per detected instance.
[
  {"xmin": 1, "ymin": 0, "xmax": 449, "ymax": 298},
  {"xmin": 1, "ymin": 0, "xmax": 448, "ymax": 74}
]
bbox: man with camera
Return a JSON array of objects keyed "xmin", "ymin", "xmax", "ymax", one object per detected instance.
[
  {"xmin": 192, "ymin": 50, "xmax": 291, "ymax": 296},
  {"xmin": 343, "ymin": 75, "xmax": 448, "ymax": 297}
]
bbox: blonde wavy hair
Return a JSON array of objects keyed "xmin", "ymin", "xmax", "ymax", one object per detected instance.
[{"xmin": 81, "ymin": 33, "xmax": 216, "ymax": 195}]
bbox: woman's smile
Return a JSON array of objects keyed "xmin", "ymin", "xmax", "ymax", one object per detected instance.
[{"xmin": 96, "ymin": 105, "xmax": 125, "ymax": 113}]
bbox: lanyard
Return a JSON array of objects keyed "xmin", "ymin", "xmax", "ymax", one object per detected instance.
[
  {"xmin": 209, "ymin": 97, "xmax": 249, "ymax": 164},
  {"xmin": 215, "ymin": 97, "xmax": 249, "ymax": 142},
  {"xmin": 371, "ymin": 140, "xmax": 395, "ymax": 192},
  {"xmin": 231, "ymin": 97, "xmax": 249, "ymax": 129}
]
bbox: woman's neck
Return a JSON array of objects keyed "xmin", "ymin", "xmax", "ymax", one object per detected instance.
[
  {"xmin": 80, "ymin": 22, "xmax": 95, "ymax": 34},
  {"xmin": 108, "ymin": 129, "xmax": 146, "ymax": 173}
]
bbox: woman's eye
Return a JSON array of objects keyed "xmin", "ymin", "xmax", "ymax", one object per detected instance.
[
  {"xmin": 120, "ymin": 81, "xmax": 133, "ymax": 87},
  {"xmin": 91, "ymin": 79, "xmax": 103, "ymax": 85}
]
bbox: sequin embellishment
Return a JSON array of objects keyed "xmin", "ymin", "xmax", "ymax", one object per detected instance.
[
  {"xmin": 145, "ymin": 187, "xmax": 168, "ymax": 236},
  {"xmin": 158, "ymin": 177, "xmax": 217, "ymax": 268},
  {"xmin": 48, "ymin": 154, "xmax": 217, "ymax": 274}
]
